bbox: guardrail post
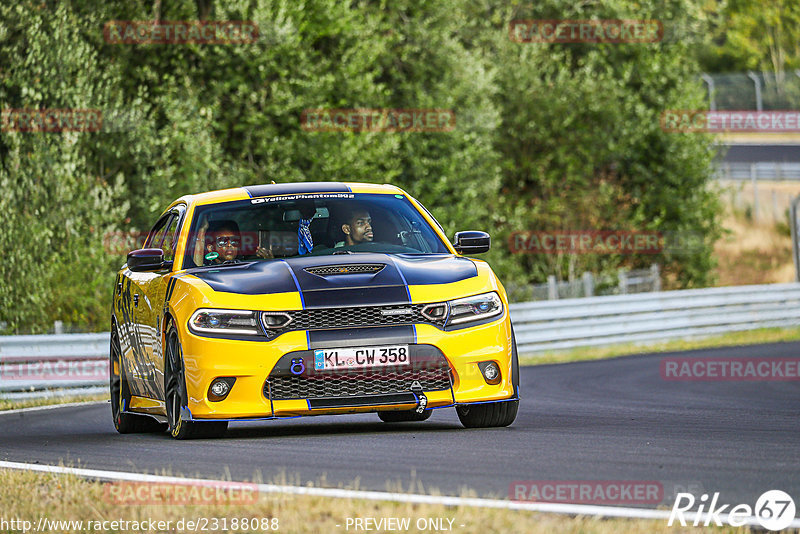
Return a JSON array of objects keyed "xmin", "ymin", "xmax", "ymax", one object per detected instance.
[
  {"xmin": 751, "ymin": 164, "xmax": 759, "ymax": 221},
  {"xmin": 792, "ymin": 195, "xmax": 800, "ymax": 281},
  {"xmin": 747, "ymin": 71, "xmax": 763, "ymax": 111},
  {"xmin": 700, "ymin": 73, "xmax": 716, "ymax": 111},
  {"xmin": 547, "ymin": 275, "xmax": 558, "ymax": 300},
  {"xmin": 54, "ymin": 321, "xmax": 64, "ymax": 335},
  {"xmin": 582, "ymin": 271, "xmax": 595, "ymax": 297},
  {"xmin": 651, "ymin": 264, "xmax": 661, "ymax": 292},
  {"xmin": 618, "ymin": 269, "xmax": 628, "ymax": 295}
]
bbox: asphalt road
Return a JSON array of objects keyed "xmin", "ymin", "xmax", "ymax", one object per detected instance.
[{"xmin": 2, "ymin": 341, "xmax": 799, "ymax": 508}]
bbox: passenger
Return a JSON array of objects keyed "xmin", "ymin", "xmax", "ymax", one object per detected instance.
[
  {"xmin": 339, "ymin": 208, "xmax": 373, "ymax": 246},
  {"xmin": 192, "ymin": 220, "xmax": 241, "ymax": 265}
]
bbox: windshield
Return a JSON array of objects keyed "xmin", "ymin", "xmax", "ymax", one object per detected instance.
[{"xmin": 183, "ymin": 192, "xmax": 450, "ymax": 268}]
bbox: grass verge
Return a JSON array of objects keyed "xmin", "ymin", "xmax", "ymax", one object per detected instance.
[
  {"xmin": 520, "ymin": 326, "xmax": 800, "ymax": 366},
  {"xmin": 0, "ymin": 393, "xmax": 107, "ymax": 412},
  {"xmin": 0, "ymin": 468, "xmax": 742, "ymax": 534}
]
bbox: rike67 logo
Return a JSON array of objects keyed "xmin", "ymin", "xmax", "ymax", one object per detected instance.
[{"xmin": 669, "ymin": 490, "xmax": 796, "ymax": 531}]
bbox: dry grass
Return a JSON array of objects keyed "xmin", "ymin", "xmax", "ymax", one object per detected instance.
[
  {"xmin": 0, "ymin": 393, "xmax": 107, "ymax": 412},
  {"xmin": 0, "ymin": 468, "xmax": 748, "ymax": 534},
  {"xmin": 715, "ymin": 181, "xmax": 795, "ymax": 285}
]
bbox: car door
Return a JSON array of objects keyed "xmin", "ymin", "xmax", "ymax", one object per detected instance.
[
  {"xmin": 138, "ymin": 205, "xmax": 185, "ymax": 400},
  {"xmin": 122, "ymin": 211, "xmax": 175, "ymax": 398}
]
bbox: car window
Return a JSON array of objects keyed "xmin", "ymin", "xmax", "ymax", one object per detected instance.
[
  {"xmin": 184, "ymin": 193, "xmax": 450, "ymax": 268},
  {"xmin": 145, "ymin": 214, "xmax": 173, "ymax": 250},
  {"xmin": 161, "ymin": 213, "xmax": 180, "ymax": 262}
]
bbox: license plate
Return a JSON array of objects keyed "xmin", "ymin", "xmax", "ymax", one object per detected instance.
[{"xmin": 314, "ymin": 344, "xmax": 410, "ymax": 371}]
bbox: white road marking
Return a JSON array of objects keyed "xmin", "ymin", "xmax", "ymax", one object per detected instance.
[{"xmin": 1, "ymin": 460, "xmax": 798, "ymax": 528}]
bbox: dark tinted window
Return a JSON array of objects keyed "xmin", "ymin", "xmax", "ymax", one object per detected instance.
[{"xmin": 183, "ymin": 193, "xmax": 449, "ymax": 268}]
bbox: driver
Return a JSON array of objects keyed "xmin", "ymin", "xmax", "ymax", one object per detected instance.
[{"xmin": 340, "ymin": 208, "xmax": 373, "ymax": 246}]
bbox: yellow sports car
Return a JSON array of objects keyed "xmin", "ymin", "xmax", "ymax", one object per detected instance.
[{"xmin": 110, "ymin": 182, "xmax": 519, "ymax": 439}]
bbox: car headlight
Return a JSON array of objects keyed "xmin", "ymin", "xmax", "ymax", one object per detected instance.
[
  {"xmin": 446, "ymin": 291, "xmax": 503, "ymax": 325},
  {"xmin": 189, "ymin": 309, "xmax": 262, "ymax": 336}
]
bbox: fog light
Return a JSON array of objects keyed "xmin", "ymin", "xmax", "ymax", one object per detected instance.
[
  {"xmin": 478, "ymin": 361, "xmax": 501, "ymax": 385},
  {"xmin": 208, "ymin": 377, "xmax": 236, "ymax": 401}
]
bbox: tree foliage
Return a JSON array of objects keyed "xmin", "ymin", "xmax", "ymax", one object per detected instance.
[
  {"xmin": 1, "ymin": 0, "xmax": 722, "ymax": 333},
  {"xmin": 697, "ymin": 0, "xmax": 800, "ymax": 73}
]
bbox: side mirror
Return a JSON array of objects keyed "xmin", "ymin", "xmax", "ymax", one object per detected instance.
[
  {"xmin": 453, "ymin": 231, "xmax": 491, "ymax": 254},
  {"xmin": 127, "ymin": 248, "xmax": 170, "ymax": 272}
]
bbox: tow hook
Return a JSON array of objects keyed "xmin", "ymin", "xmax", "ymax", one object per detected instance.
[{"xmin": 411, "ymin": 381, "xmax": 427, "ymax": 414}]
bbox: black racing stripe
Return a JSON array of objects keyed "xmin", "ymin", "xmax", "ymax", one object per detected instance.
[
  {"xmin": 287, "ymin": 255, "xmax": 410, "ymax": 308},
  {"xmin": 189, "ymin": 262, "xmax": 297, "ymax": 295},
  {"xmin": 302, "ymin": 286, "xmax": 410, "ymax": 308},
  {"xmin": 184, "ymin": 254, "xmax": 475, "ymax": 297},
  {"xmin": 244, "ymin": 182, "xmax": 351, "ymax": 198},
  {"xmin": 165, "ymin": 277, "xmax": 177, "ymax": 302},
  {"xmin": 308, "ymin": 326, "xmax": 416, "ymax": 349},
  {"xmin": 391, "ymin": 254, "xmax": 477, "ymax": 285}
]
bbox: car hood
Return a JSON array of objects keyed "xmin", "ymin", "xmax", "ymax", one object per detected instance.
[{"xmin": 186, "ymin": 253, "xmax": 478, "ymax": 307}]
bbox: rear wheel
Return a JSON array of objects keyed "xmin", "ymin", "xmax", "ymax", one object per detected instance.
[
  {"xmin": 110, "ymin": 322, "xmax": 166, "ymax": 434},
  {"xmin": 164, "ymin": 325, "xmax": 228, "ymax": 440},
  {"xmin": 377, "ymin": 409, "xmax": 432, "ymax": 423},
  {"xmin": 456, "ymin": 400, "xmax": 518, "ymax": 428}
]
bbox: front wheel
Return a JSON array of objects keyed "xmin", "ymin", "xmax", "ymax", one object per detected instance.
[
  {"xmin": 164, "ymin": 325, "xmax": 228, "ymax": 440},
  {"xmin": 456, "ymin": 400, "xmax": 518, "ymax": 428}
]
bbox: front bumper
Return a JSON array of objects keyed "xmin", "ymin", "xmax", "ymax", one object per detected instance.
[{"xmin": 178, "ymin": 314, "xmax": 516, "ymax": 420}]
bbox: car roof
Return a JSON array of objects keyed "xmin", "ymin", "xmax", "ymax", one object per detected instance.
[{"xmin": 176, "ymin": 182, "xmax": 406, "ymax": 207}]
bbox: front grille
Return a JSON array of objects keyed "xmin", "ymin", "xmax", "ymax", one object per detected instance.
[
  {"xmin": 266, "ymin": 360, "xmax": 452, "ymax": 400},
  {"xmin": 304, "ymin": 264, "xmax": 385, "ymax": 276},
  {"xmin": 262, "ymin": 303, "xmax": 446, "ymax": 339}
]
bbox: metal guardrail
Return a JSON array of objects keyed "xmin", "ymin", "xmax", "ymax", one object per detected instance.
[
  {"xmin": 2, "ymin": 283, "xmax": 800, "ymax": 398},
  {"xmin": 716, "ymin": 162, "xmax": 800, "ymax": 181},
  {"xmin": 701, "ymin": 71, "xmax": 800, "ymax": 111},
  {"xmin": 511, "ymin": 282, "xmax": 800, "ymax": 353},
  {"xmin": 0, "ymin": 333, "xmax": 109, "ymax": 397},
  {"xmin": 506, "ymin": 265, "xmax": 660, "ymax": 302}
]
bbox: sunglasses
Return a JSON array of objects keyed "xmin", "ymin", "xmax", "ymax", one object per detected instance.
[{"xmin": 215, "ymin": 236, "xmax": 240, "ymax": 247}]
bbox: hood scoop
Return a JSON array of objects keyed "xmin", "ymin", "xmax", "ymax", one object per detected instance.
[{"xmin": 304, "ymin": 263, "xmax": 386, "ymax": 276}]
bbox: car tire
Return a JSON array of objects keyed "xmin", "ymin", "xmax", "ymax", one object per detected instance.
[
  {"xmin": 164, "ymin": 324, "xmax": 228, "ymax": 440},
  {"xmin": 110, "ymin": 322, "xmax": 167, "ymax": 434},
  {"xmin": 456, "ymin": 400, "xmax": 518, "ymax": 428},
  {"xmin": 377, "ymin": 409, "xmax": 432, "ymax": 423}
]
